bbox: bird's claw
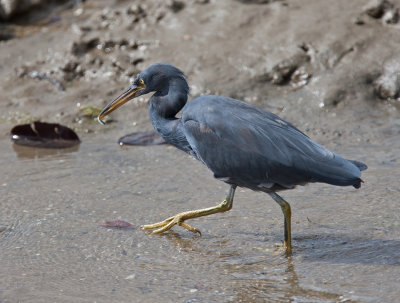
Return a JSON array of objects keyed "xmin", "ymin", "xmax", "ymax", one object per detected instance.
[{"xmin": 142, "ymin": 214, "xmax": 202, "ymax": 235}]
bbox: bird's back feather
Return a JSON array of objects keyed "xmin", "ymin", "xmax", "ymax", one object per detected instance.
[{"xmin": 181, "ymin": 95, "xmax": 365, "ymax": 191}]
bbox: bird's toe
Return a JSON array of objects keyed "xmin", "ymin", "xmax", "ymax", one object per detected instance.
[{"xmin": 142, "ymin": 213, "xmax": 202, "ymax": 235}]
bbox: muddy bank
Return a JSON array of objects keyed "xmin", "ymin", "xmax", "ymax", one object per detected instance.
[{"xmin": 0, "ymin": 0, "xmax": 399, "ymax": 143}]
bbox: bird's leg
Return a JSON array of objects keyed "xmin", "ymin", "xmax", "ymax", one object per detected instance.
[
  {"xmin": 142, "ymin": 185, "xmax": 237, "ymax": 235},
  {"xmin": 268, "ymin": 192, "xmax": 292, "ymax": 256}
]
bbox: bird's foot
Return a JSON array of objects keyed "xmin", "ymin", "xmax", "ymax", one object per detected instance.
[
  {"xmin": 142, "ymin": 211, "xmax": 202, "ymax": 235},
  {"xmin": 142, "ymin": 187, "xmax": 236, "ymax": 236},
  {"xmin": 284, "ymin": 241, "xmax": 292, "ymax": 257}
]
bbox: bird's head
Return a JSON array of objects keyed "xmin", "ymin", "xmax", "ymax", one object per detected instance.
[{"xmin": 97, "ymin": 63, "xmax": 187, "ymax": 124}]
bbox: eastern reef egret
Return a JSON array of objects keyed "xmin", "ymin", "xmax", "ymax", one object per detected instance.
[{"xmin": 98, "ymin": 63, "xmax": 367, "ymax": 255}]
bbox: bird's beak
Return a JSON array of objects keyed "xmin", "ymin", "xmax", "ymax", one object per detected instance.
[{"xmin": 97, "ymin": 84, "xmax": 145, "ymax": 125}]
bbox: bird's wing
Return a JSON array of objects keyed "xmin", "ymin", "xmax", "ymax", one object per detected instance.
[{"xmin": 181, "ymin": 96, "xmax": 361, "ymax": 189}]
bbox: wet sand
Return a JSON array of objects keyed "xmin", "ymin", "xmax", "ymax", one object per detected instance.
[
  {"xmin": 1, "ymin": 128, "xmax": 400, "ymax": 302},
  {"xmin": 1, "ymin": 0, "xmax": 400, "ymax": 302}
]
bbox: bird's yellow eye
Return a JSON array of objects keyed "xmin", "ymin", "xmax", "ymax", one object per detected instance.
[{"xmin": 138, "ymin": 78, "xmax": 144, "ymax": 85}]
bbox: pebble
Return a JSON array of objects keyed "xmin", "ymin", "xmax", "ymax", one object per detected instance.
[
  {"xmin": 374, "ymin": 56, "xmax": 400, "ymax": 101},
  {"xmin": 269, "ymin": 53, "xmax": 310, "ymax": 85},
  {"xmin": 374, "ymin": 73, "xmax": 399, "ymax": 100},
  {"xmin": 363, "ymin": 0, "xmax": 391, "ymax": 18},
  {"xmin": 125, "ymin": 274, "xmax": 136, "ymax": 280},
  {"xmin": 362, "ymin": 0, "xmax": 399, "ymax": 24}
]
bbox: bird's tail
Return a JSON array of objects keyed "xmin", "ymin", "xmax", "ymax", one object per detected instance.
[{"xmin": 347, "ymin": 159, "xmax": 367, "ymax": 189}]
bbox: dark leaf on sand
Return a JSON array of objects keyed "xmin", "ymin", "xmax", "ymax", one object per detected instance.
[
  {"xmin": 118, "ymin": 131, "xmax": 166, "ymax": 146},
  {"xmin": 101, "ymin": 220, "xmax": 134, "ymax": 228},
  {"xmin": 10, "ymin": 121, "xmax": 80, "ymax": 148}
]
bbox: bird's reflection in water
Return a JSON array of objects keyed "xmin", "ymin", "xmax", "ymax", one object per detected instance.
[
  {"xmin": 161, "ymin": 232, "xmax": 348, "ymax": 302},
  {"xmin": 232, "ymin": 258, "xmax": 346, "ymax": 302}
]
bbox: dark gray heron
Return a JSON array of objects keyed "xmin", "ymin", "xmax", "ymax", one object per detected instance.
[{"xmin": 98, "ymin": 63, "xmax": 367, "ymax": 255}]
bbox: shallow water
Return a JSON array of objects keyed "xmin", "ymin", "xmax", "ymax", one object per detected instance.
[{"xmin": 1, "ymin": 130, "xmax": 399, "ymax": 303}]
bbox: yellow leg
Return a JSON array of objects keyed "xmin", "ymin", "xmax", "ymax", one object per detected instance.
[
  {"xmin": 268, "ymin": 192, "xmax": 292, "ymax": 256},
  {"xmin": 142, "ymin": 185, "xmax": 237, "ymax": 235}
]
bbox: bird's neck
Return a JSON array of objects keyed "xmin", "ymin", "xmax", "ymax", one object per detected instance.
[{"xmin": 148, "ymin": 77, "xmax": 188, "ymax": 138}]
